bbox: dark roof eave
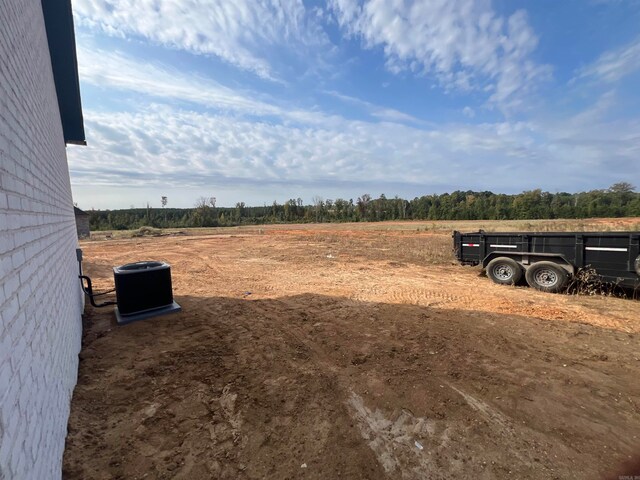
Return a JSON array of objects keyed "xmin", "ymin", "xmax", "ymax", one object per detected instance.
[{"xmin": 41, "ymin": 0, "xmax": 86, "ymax": 145}]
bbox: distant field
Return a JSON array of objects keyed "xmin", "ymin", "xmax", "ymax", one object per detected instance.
[
  {"xmin": 89, "ymin": 216, "xmax": 640, "ymax": 241},
  {"xmin": 65, "ymin": 221, "xmax": 640, "ymax": 479},
  {"xmin": 87, "ymin": 217, "xmax": 640, "ymax": 269}
]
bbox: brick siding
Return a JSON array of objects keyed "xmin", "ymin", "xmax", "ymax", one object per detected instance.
[{"xmin": 0, "ymin": 0, "xmax": 84, "ymax": 478}]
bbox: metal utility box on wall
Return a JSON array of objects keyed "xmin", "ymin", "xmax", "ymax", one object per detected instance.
[{"xmin": 113, "ymin": 261, "xmax": 181, "ymax": 324}]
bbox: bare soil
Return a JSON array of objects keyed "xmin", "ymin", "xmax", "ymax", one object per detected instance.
[{"xmin": 63, "ymin": 223, "xmax": 640, "ymax": 479}]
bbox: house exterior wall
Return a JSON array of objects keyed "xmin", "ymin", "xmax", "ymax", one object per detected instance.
[{"xmin": 0, "ymin": 0, "xmax": 84, "ymax": 478}]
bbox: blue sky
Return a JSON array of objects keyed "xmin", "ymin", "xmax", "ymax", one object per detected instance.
[{"xmin": 68, "ymin": 0, "xmax": 640, "ymax": 209}]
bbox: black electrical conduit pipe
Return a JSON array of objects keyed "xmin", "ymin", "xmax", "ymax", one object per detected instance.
[{"xmin": 76, "ymin": 248, "xmax": 116, "ymax": 308}]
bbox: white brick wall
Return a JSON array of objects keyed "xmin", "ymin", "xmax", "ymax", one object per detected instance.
[{"xmin": 0, "ymin": 0, "xmax": 84, "ymax": 478}]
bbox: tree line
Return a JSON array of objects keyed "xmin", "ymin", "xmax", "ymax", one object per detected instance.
[{"xmin": 86, "ymin": 183, "xmax": 640, "ymax": 231}]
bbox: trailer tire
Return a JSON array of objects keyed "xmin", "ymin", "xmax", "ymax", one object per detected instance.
[
  {"xmin": 486, "ymin": 257, "xmax": 523, "ymax": 286},
  {"xmin": 525, "ymin": 261, "xmax": 569, "ymax": 293}
]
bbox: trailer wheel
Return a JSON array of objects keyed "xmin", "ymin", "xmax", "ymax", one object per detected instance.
[
  {"xmin": 525, "ymin": 261, "xmax": 569, "ymax": 293},
  {"xmin": 486, "ymin": 257, "xmax": 523, "ymax": 285}
]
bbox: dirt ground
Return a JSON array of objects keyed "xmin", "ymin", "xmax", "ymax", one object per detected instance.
[{"xmin": 63, "ymin": 222, "xmax": 640, "ymax": 479}]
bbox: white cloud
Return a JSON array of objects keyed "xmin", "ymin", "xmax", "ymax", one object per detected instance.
[
  {"xmin": 574, "ymin": 35, "xmax": 640, "ymax": 84},
  {"xmin": 70, "ymin": 106, "xmax": 454, "ymax": 188},
  {"xmin": 73, "ymin": 0, "xmax": 328, "ymax": 80},
  {"xmin": 323, "ymin": 90, "xmax": 422, "ymax": 124},
  {"xmin": 328, "ymin": 0, "xmax": 551, "ymax": 110},
  {"xmin": 68, "ymin": 100, "xmax": 639, "ymax": 206},
  {"xmin": 79, "ymin": 44, "xmax": 437, "ymax": 130},
  {"xmin": 68, "ymin": 35, "xmax": 639, "ymax": 207},
  {"xmin": 537, "ymin": 91, "xmax": 640, "ymax": 173},
  {"xmin": 77, "ymin": 45, "xmax": 283, "ymax": 116},
  {"xmin": 74, "ymin": 0, "xmax": 553, "ymax": 111},
  {"xmin": 76, "ymin": 44, "xmax": 353, "ymax": 127}
]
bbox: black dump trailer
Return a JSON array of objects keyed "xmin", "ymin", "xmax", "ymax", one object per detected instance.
[{"xmin": 453, "ymin": 230, "xmax": 640, "ymax": 293}]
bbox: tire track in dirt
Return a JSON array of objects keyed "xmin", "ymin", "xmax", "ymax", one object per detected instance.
[
  {"xmin": 241, "ymin": 295, "xmax": 576, "ymax": 479},
  {"xmin": 386, "ymin": 286, "xmax": 470, "ymax": 307}
]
